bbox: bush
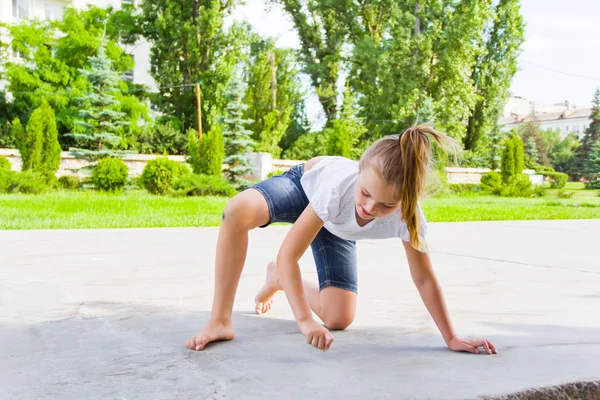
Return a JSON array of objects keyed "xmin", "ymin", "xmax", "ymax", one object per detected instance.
[
  {"xmin": 187, "ymin": 126, "xmax": 224, "ymax": 176},
  {"xmin": 532, "ymin": 184, "xmax": 545, "ymax": 197},
  {"xmin": 137, "ymin": 121, "xmax": 187, "ymax": 155},
  {"xmin": 21, "ymin": 102, "xmax": 61, "ymax": 181},
  {"xmin": 448, "ymin": 183, "xmax": 482, "ymax": 196},
  {"xmin": 557, "ymin": 189, "xmax": 576, "ymax": 199},
  {"xmin": 534, "ymin": 165, "xmax": 555, "ymax": 175},
  {"xmin": 92, "ymin": 158, "xmax": 129, "ymax": 192},
  {"xmin": 480, "ymin": 171, "xmax": 503, "ymax": 195},
  {"xmin": 139, "ymin": 157, "xmax": 190, "ymax": 195},
  {"xmin": 0, "ymin": 155, "xmax": 11, "ymax": 170},
  {"xmin": 173, "ymin": 174, "xmax": 237, "ymax": 197},
  {"xmin": 58, "ymin": 175, "xmax": 80, "ymax": 189},
  {"xmin": 0, "ymin": 169, "xmax": 49, "ymax": 194},
  {"xmin": 267, "ymin": 169, "xmax": 285, "ymax": 179},
  {"xmin": 500, "ymin": 174, "xmax": 533, "ymax": 197},
  {"xmin": 547, "ymin": 172, "xmax": 568, "ymax": 189},
  {"xmin": 283, "ymin": 131, "xmax": 329, "ymax": 160}
]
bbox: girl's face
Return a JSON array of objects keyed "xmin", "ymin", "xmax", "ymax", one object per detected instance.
[{"xmin": 354, "ymin": 167, "xmax": 400, "ymax": 221}]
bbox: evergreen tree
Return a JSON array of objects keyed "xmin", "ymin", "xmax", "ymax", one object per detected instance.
[
  {"xmin": 20, "ymin": 102, "xmax": 61, "ymax": 180},
  {"xmin": 187, "ymin": 125, "xmax": 224, "ymax": 177},
  {"xmin": 512, "ymin": 135, "xmax": 524, "ymax": 175},
  {"xmin": 501, "ymin": 138, "xmax": 515, "ymax": 183},
  {"xmin": 222, "ymin": 79, "xmax": 255, "ymax": 186},
  {"xmin": 525, "ymin": 136, "xmax": 538, "ymax": 168},
  {"xmin": 583, "ymin": 141, "xmax": 600, "ymax": 189},
  {"xmin": 575, "ymin": 88, "xmax": 600, "ymax": 181},
  {"xmin": 67, "ymin": 38, "xmax": 131, "ymax": 167}
]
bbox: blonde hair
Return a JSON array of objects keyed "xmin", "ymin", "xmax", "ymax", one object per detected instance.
[{"xmin": 359, "ymin": 124, "xmax": 458, "ymax": 251}]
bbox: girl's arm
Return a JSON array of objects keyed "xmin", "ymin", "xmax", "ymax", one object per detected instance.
[
  {"xmin": 402, "ymin": 241, "xmax": 497, "ymax": 355},
  {"xmin": 277, "ymin": 204, "xmax": 334, "ymax": 351}
]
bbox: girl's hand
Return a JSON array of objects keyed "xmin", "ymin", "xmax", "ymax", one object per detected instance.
[
  {"xmin": 298, "ymin": 319, "xmax": 334, "ymax": 351},
  {"xmin": 448, "ymin": 336, "xmax": 497, "ymax": 355}
]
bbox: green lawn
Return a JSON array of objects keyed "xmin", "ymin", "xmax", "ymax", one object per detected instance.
[
  {"xmin": 543, "ymin": 182, "xmax": 599, "ymax": 198},
  {"xmin": 1, "ymin": 189, "xmax": 599, "ymax": 230}
]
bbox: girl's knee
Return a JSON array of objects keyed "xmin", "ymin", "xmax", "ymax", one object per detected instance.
[
  {"xmin": 323, "ymin": 313, "xmax": 355, "ymax": 331},
  {"xmin": 222, "ymin": 190, "xmax": 269, "ymax": 230}
]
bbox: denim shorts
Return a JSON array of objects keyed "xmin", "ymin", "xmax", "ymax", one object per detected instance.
[{"xmin": 247, "ymin": 164, "xmax": 358, "ymax": 293}]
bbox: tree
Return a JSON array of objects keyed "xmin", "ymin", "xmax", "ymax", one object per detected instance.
[
  {"xmin": 222, "ymin": 79, "xmax": 255, "ymax": 186},
  {"xmin": 325, "ymin": 87, "xmax": 367, "ymax": 159},
  {"xmin": 271, "ymin": 0, "xmax": 346, "ymax": 119},
  {"xmin": 187, "ymin": 125, "xmax": 224, "ymax": 177},
  {"xmin": 243, "ymin": 37, "xmax": 305, "ymax": 157},
  {"xmin": 464, "ymin": 0, "xmax": 525, "ymax": 151},
  {"xmin": 20, "ymin": 102, "xmax": 61, "ymax": 180},
  {"xmin": 583, "ymin": 141, "xmax": 600, "ymax": 189},
  {"xmin": 524, "ymin": 136, "xmax": 538, "ymax": 168},
  {"xmin": 67, "ymin": 40, "xmax": 132, "ymax": 166},
  {"xmin": 550, "ymin": 132, "xmax": 579, "ymax": 176},
  {"xmin": 574, "ymin": 88, "xmax": 600, "ymax": 181},
  {"xmin": 3, "ymin": 6, "xmax": 148, "ymax": 147},
  {"xmin": 512, "ymin": 135, "xmax": 524, "ymax": 175},
  {"xmin": 114, "ymin": 0, "xmax": 249, "ymax": 132},
  {"xmin": 501, "ymin": 138, "xmax": 515, "ymax": 183}
]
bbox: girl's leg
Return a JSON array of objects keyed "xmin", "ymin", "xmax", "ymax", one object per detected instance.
[
  {"xmin": 255, "ymin": 262, "xmax": 357, "ymax": 330},
  {"xmin": 186, "ymin": 189, "xmax": 270, "ymax": 351}
]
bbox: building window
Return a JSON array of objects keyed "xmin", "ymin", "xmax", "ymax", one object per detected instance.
[
  {"xmin": 121, "ymin": 0, "xmax": 135, "ymax": 5},
  {"xmin": 564, "ymin": 125, "xmax": 569, "ymax": 133},
  {"xmin": 45, "ymin": 4, "xmax": 64, "ymax": 21},
  {"xmin": 12, "ymin": 0, "xmax": 29, "ymax": 19}
]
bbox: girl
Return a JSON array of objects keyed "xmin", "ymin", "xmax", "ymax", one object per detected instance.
[{"xmin": 186, "ymin": 125, "xmax": 497, "ymax": 355}]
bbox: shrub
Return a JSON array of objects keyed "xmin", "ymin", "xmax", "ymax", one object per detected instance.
[
  {"xmin": 448, "ymin": 183, "xmax": 481, "ymax": 196},
  {"xmin": 58, "ymin": 175, "xmax": 80, "ymax": 189},
  {"xmin": 557, "ymin": 189, "xmax": 576, "ymax": 199},
  {"xmin": 532, "ymin": 184, "xmax": 545, "ymax": 197},
  {"xmin": 137, "ymin": 121, "xmax": 187, "ymax": 155},
  {"xmin": 480, "ymin": 171, "xmax": 503, "ymax": 195},
  {"xmin": 500, "ymin": 174, "xmax": 533, "ymax": 197},
  {"xmin": 0, "ymin": 155, "xmax": 11, "ymax": 170},
  {"xmin": 187, "ymin": 126, "xmax": 224, "ymax": 176},
  {"xmin": 547, "ymin": 172, "xmax": 568, "ymax": 189},
  {"xmin": 173, "ymin": 174, "xmax": 237, "ymax": 197},
  {"xmin": 0, "ymin": 169, "xmax": 48, "ymax": 194},
  {"xmin": 534, "ymin": 165, "xmax": 555, "ymax": 175},
  {"xmin": 267, "ymin": 169, "xmax": 285, "ymax": 179},
  {"xmin": 21, "ymin": 102, "xmax": 61, "ymax": 181},
  {"xmin": 140, "ymin": 157, "xmax": 189, "ymax": 195},
  {"xmin": 92, "ymin": 158, "xmax": 129, "ymax": 192}
]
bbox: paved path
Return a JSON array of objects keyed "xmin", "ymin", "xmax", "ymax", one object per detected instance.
[{"xmin": 1, "ymin": 220, "xmax": 599, "ymax": 399}]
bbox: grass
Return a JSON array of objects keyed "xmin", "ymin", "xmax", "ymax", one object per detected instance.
[
  {"xmin": 0, "ymin": 190, "xmax": 229, "ymax": 230},
  {"xmin": 543, "ymin": 182, "xmax": 599, "ymax": 198},
  {"xmin": 422, "ymin": 195, "xmax": 600, "ymax": 222},
  {"xmin": 1, "ymin": 188, "xmax": 599, "ymax": 230}
]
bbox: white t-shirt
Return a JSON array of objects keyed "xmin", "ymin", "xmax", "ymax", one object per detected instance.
[{"xmin": 300, "ymin": 156, "xmax": 427, "ymax": 242}]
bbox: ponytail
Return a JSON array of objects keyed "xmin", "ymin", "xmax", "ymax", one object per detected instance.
[{"xmin": 359, "ymin": 124, "xmax": 458, "ymax": 251}]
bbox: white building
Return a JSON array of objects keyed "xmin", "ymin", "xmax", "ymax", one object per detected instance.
[
  {"xmin": 499, "ymin": 108, "xmax": 592, "ymax": 139},
  {"xmin": 0, "ymin": 0, "xmax": 156, "ymax": 91},
  {"xmin": 500, "ymin": 95, "xmax": 592, "ymax": 138}
]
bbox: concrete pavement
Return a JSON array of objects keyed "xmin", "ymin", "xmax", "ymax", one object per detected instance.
[{"xmin": 1, "ymin": 220, "xmax": 599, "ymax": 399}]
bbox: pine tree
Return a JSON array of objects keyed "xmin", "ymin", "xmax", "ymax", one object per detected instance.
[
  {"xmin": 20, "ymin": 101, "xmax": 61, "ymax": 180},
  {"xmin": 583, "ymin": 141, "xmax": 600, "ymax": 189},
  {"xmin": 576, "ymin": 88, "xmax": 600, "ymax": 182},
  {"xmin": 525, "ymin": 136, "xmax": 539, "ymax": 167},
  {"xmin": 67, "ymin": 38, "xmax": 131, "ymax": 167},
  {"xmin": 222, "ymin": 79, "xmax": 255, "ymax": 186}
]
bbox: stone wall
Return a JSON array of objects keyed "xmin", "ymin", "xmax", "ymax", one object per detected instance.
[
  {"xmin": 0, "ymin": 148, "xmax": 186, "ymax": 177},
  {"xmin": 0, "ymin": 148, "xmax": 544, "ymax": 185}
]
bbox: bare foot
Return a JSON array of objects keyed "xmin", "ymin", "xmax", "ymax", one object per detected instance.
[
  {"xmin": 254, "ymin": 261, "xmax": 282, "ymax": 315},
  {"xmin": 186, "ymin": 320, "xmax": 235, "ymax": 351}
]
